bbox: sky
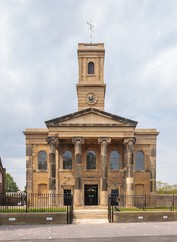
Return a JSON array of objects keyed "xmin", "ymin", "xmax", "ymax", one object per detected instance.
[{"xmin": 0, "ymin": 0, "xmax": 177, "ymax": 190}]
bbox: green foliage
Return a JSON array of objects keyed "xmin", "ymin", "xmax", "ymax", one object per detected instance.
[
  {"xmin": 27, "ymin": 207, "xmax": 66, "ymax": 212},
  {"xmin": 5, "ymin": 173, "xmax": 19, "ymax": 192},
  {"xmin": 156, "ymin": 180, "xmax": 177, "ymax": 194},
  {"xmin": 0, "ymin": 207, "xmax": 67, "ymax": 213}
]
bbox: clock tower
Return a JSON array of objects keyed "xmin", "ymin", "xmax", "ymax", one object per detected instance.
[{"xmin": 77, "ymin": 43, "xmax": 106, "ymax": 111}]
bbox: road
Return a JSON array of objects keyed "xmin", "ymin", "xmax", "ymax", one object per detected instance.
[{"xmin": 0, "ymin": 221, "xmax": 177, "ymax": 241}]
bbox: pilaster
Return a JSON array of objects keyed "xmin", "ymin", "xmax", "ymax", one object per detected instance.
[
  {"xmin": 46, "ymin": 136, "xmax": 59, "ymax": 194},
  {"xmin": 26, "ymin": 145, "xmax": 33, "ymax": 193},
  {"xmin": 150, "ymin": 145, "xmax": 156, "ymax": 194}
]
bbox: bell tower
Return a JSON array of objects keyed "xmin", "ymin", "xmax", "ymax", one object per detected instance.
[{"xmin": 77, "ymin": 43, "xmax": 106, "ymax": 111}]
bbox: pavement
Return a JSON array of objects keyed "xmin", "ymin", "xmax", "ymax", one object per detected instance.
[{"xmin": 0, "ymin": 221, "xmax": 177, "ymax": 241}]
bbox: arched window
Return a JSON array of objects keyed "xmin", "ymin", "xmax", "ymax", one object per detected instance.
[
  {"xmin": 88, "ymin": 62, "xmax": 94, "ymax": 74},
  {"xmin": 87, "ymin": 151, "xmax": 96, "ymax": 169},
  {"xmin": 38, "ymin": 151, "xmax": 47, "ymax": 170},
  {"xmin": 63, "ymin": 151, "xmax": 72, "ymax": 169},
  {"xmin": 110, "ymin": 151, "xmax": 120, "ymax": 170},
  {"xmin": 135, "ymin": 151, "xmax": 144, "ymax": 171}
]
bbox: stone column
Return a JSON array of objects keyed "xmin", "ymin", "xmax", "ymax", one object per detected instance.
[
  {"xmin": 72, "ymin": 137, "xmax": 84, "ymax": 207},
  {"xmin": 124, "ymin": 137, "xmax": 136, "ymax": 207},
  {"xmin": 46, "ymin": 136, "xmax": 59, "ymax": 194},
  {"xmin": 26, "ymin": 145, "xmax": 33, "ymax": 194},
  {"xmin": 98, "ymin": 137, "xmax": 111, "ymax": 207}
]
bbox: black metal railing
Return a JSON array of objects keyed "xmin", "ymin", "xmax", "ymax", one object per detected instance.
[
  {"xmin": 108, "ymin": 194, "xmax": 114, "ymax": 222},
  {"xmin": 0, "ymin": 193, "xmax": 73, "ymax": 224},
  {"xmin": 108, "ymin": 194, "xmax": 177, "ymax": 223}
]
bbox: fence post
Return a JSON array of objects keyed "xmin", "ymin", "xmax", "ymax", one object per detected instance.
[
  {"xmin": 64, "ymin": 194, "xmax": 68, "ymax": 224},
  {"xmin": 108, "ymin": 195, "xmax": 111, "ymax": 223},
  {"xmin": 69, "ymin": 195, "xmax": 73, "ymax": 224},
  {"xmin": 171, "ymin": 194, "xmax": 175, "ymax": 211},
  {"xmin": 26, "ymin": 193, "xmax": 28, "ymax": 213},
  {"xmin": 144, "ymin": 194, "xmax": 147, "ymax": 211},
  {"xmin": 111, "ymin": 204, "xmax": 114, "ymax": 222},
  {"xmin": 174, "ymin": 195, "xmax": 176, "ymax": 210},
  {"xmin": 108, "ymin": 195, "xmax": 114, "ymax": 223}
]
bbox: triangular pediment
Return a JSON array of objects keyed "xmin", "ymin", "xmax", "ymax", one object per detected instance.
[{"xmin": 45, "ymin": 108, "xmax": 137, "ymax": 127}]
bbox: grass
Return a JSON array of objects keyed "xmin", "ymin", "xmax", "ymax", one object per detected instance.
[
  {"xmin": 27, "ymin": 207, "xmax": 67, "ymax": 212},
  {"xmin": 0, "ymin": 207, "xmax": 68, "ymax": 213},
  {"xmin": 115, "ymin": 207, "xmax": 177, "ymax": 212}
]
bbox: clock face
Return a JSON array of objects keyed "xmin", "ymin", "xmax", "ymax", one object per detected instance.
[{"xmin": 86, "ymin": 92, "xmax": 97, "ymax": 105}]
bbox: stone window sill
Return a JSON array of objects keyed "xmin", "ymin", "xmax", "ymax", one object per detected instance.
[{"xmin": 35, "ymin": 170, "xmax": 48, "ymax": 173}]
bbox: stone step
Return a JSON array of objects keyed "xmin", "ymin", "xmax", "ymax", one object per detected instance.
[
  {"xmin": 73, "ymin": 209, "xmax": 108, "ymax": 221},
  {"xmin": 73, "ymin": 218, "xmax": 108, "ymax": 224},
  {"xmin": 75, "ymin": 206, "xmax": 107, "ymax": 210}
]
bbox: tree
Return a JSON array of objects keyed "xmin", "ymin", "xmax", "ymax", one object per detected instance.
[
  {"xmin": 156, "ymin": 180, "xmax": 177, "ymax": 194},
  {"xmin": 5, "ymin": 173, "xmax": 19, "ymax": 192}
]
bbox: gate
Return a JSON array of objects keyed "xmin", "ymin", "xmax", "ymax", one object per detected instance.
[
  {"xmin": 108, "ymin": 194, "xmax": 114, "ymax": 223},
  {"xmin": 65, "ymin": 194, "xmax": 73, "ymax": 224}
]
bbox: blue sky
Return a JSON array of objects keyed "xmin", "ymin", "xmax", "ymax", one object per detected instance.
[{"xmin": 0, "ymin": 0, "xmax": 177, "ymax": 190}]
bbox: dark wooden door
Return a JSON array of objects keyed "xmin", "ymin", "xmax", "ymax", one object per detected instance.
[{"xmin": 84, "ymin": 185, "xmax": 98, "ymax": 206}]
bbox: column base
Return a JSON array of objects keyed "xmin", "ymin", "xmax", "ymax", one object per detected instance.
[
  {"xmin": 100, "ymin": 191, "xmax": 108, "ymax": 206},
  {"xmin": 125, "ymin": 177, "xmax": 134, "ymax": 207},
  {"xmin": 74, "ymin": 189, "xmax": 82, "ymax": 207}
]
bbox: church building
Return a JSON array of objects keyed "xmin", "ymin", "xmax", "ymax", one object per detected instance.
[{"xmin": 24, "ymin": 43, "xmax": 159, "ymax": 208}]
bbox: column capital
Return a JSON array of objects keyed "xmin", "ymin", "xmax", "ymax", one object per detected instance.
[
  {"xmin": 123, "ymin": 137, "xmax": 136, "ymax": 145},
  {"xmin": 46, "ymin": 136, "xmax": 59, "ymax": 147},
  {"xmin": 72, "ymin": 137, "xmax": 85, "ymax": 144},
  {"xmin": 98, "ymin": 137, "xmax": 111, "ymax": 144}
]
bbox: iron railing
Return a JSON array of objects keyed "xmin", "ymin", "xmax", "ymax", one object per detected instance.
[
  {"xmin": 108, "ymin": 194, "xmax": 177, "ymax": 223},
  {"xmin": 0, "ymin": 193, "xmax": 73, "ymax": 224}
]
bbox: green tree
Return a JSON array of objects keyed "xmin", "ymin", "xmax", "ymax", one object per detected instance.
[
  {"xmin": 5, "ymin": 173, "xmax": 19, "ymax": 192},
  {"xmin": 156, "ymin": 180, "xmax": 177, "ymax": 194}
]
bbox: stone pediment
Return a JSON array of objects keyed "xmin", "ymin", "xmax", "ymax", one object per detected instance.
[{"xmin": 45, "ymin": 108, "xmax": 137, "ymax": 127}]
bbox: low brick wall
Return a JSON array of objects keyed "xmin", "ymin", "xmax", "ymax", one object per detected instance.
[
  {"xmin": 114, "ymin": 211, "xmax": 177, "ymax": 223},
  {"xmin": 0, "ymin": 213, "xmax": 67, "ymax": 225},
  {"xmin": 1, "ymin": 211, "xmax": 177, "ymax": 225}
]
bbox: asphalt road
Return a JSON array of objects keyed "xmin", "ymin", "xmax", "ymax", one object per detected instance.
[
  {"xmin": 0, "ymin": 222, "xmax": 177, "ymax": 241},
  {"xmin": 5, "ymin": 236, "xmax": 177, "ymax": 242}
]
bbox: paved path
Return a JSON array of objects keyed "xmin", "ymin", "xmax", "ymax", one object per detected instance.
[{"xmin": 0, "ymin": 222, "xmax": 177, "ymax": 241}]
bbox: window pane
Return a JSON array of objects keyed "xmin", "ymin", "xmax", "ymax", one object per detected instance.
[
  {"xmin": 135, "ymin": 151, "xmax": 144, "ymax": 170},
  {"xmin": 110, "ymin": 151, "xmax": 119, "ymax": 170},
  {"xmin": 38, "ymin": 151, "xmax": 47, "ymax": 170},
  {"xmin": 63, "ymin": 151, "xmax": 72, "ymax": 169},
  {"xmin": 87, "ymin": 151, "xmax": 96, "ymax": 169},
  {"xmin": 88, "ymin": 62, "xmax": 94, "ymax": 74}
]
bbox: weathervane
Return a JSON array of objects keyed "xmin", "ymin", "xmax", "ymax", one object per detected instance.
[{"xmin": 87, "ymin": 20, "xmax": 95, "ymax": 43}]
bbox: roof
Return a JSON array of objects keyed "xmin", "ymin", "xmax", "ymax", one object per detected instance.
[{"xmin": 45, "ymin": 108, "xmax": 138, "ymax": 127}]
